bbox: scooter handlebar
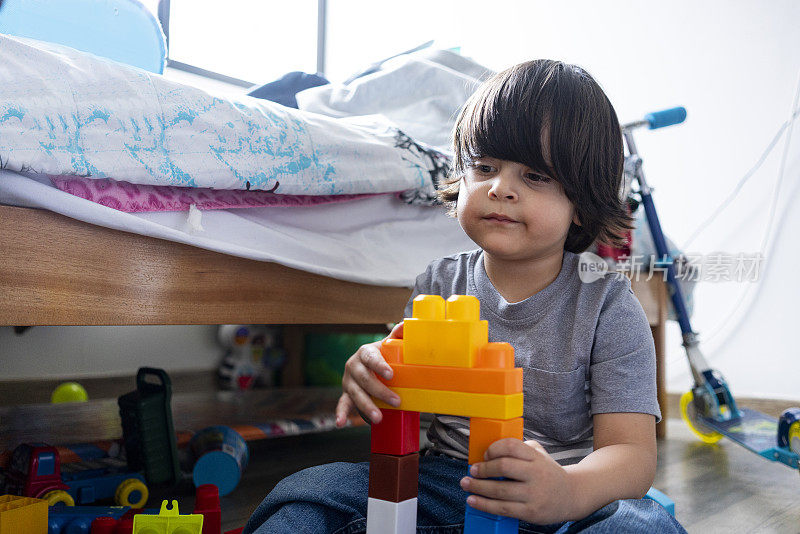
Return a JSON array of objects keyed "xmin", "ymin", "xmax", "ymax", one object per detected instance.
[{"xmin": 645, "ymin": 107, "xmax": 687, "ymax": 129}]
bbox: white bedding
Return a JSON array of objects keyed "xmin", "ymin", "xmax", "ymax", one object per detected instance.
[
  {"xmin": 0, "ymin": 35, "xmax": 440, "ymax": 197},
  {"xmin": 0, "ymin": 171, "xmax": 475, "ymax": 286}
]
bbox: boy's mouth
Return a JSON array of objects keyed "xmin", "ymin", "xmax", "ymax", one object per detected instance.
[{"xmin": 483, "ymin": 212, "xmax": 518, "ymax": 224}]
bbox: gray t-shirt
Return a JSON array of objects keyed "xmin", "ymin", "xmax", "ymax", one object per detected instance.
[{"xmin": 404, "ymin": 249, "xmax": 661, "ymax": 466}]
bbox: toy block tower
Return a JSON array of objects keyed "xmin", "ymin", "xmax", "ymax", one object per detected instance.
[{"xmin": 367, "ymin": 295, "xmax": 524, "ymax": 534}]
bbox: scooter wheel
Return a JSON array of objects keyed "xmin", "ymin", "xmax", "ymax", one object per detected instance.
[
  {"xmin": 680, "ymin": 390, "xmax": 724, "ymax": 443},
  {"xmin": 788, "ymin": 421, "xmax": 800, "ymax": 457}
]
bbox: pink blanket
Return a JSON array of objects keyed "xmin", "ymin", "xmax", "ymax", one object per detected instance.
[{"xmin": 50, "ymin": 175, "xmax": 382, "ymax": 212}]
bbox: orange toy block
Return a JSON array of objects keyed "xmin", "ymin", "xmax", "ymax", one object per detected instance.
[
  {"xmin": 0, "ymin": 495, "xmax": 48, "ymax": 534},
  {"xmin": 380, "ymin": 341, "xmax": 521, "ymax": 395},
  {"xmin": 403, "ymin": 295, "xmax": 488, "ymax": 368},
  {"xmin": 468, "ymin": 417, "xmax": 524, "ymax": 464},
  {"xmin": 374, "ymin": 387, "xmax": 523, "ymax": 420}
]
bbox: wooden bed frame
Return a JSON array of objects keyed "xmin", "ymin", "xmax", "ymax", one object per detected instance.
[{"xmin": 0, "ymin": 203, "xmax": 669, "ymax": 435}]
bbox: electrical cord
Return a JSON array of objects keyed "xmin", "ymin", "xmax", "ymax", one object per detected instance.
[
  {"xmin": 681, "ymin": 106, "xmax": 800, "ymax": 252},
  {"xmin": 700, "ymin": 66, "xmax": 800, "ymax": 346}
]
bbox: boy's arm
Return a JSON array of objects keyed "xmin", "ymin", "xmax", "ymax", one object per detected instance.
[
  {"xmin": 460, "ymin": 411, "xmax": 656, "ymax": 524},
  {"xmin": 563, "ymin": 411, "xmax": 657, "ymax": 519}
]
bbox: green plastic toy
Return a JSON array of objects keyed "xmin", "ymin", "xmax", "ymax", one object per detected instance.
[{"xmin": 133, "ymin": 500, "xmax": 203, "ymax": 534}]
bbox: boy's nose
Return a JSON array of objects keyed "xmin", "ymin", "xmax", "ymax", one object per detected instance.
[{"xmin": 487, "ymin": 175, "xmax": 517, "ymax": 201}]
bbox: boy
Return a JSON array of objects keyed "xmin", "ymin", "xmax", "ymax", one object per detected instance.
[{"xmin": 246, "ymin": 59, "xmax": 686, "ymax": 533}]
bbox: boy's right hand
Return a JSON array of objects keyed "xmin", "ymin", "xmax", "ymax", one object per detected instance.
[{"xmin": 335, "ymin": 322, "xmax": 404, "ymax": 427}]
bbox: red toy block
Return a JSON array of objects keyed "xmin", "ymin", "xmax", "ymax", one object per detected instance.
[
  {"xmin": 193, "ymin": 484, "xmax": 221, "ymax": 534},
  {"xmin": 468, "ymin": 417, "xmax": 524, "ymax": 464},
  {"xmin": 371, "ymin": 409, "xmax": 420, "ymax": 455},
  {"xmin": 114, "ymin": 517, "xmax": 134, "ymax": 534},
  {"xmin": 368, "ymin": 453, "xmax": 419, "ymax": 503},
  {"xmin": 91, "ymin": 517, "xmax": 118, "ymax": 534}
]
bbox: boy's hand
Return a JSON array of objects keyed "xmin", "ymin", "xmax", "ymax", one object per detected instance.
[
  {"xmin": 335, "ymin": 322, "xmax": 404, "ymax": 427},
  {"xmin": 459, "ymin": 438, "xmax": 577, "ymax": 525}
]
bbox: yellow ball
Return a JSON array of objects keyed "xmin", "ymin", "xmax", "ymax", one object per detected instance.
[{"xmin": 51, "ymin": 382, "xmax": 89, "ymax": 403}]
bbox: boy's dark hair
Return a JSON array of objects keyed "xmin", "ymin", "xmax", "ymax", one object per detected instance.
[{"xmin": 439, "ymin": 59, "xmax": 631, "ymax": 253}]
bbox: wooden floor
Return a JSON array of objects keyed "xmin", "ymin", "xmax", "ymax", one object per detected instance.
[
  {"xmin": 653, "ymin": 419, "xmax": 800, "ymax": 533},
  {"xmin": 201, "ymin": 418, "xmax": 800, "ymax": 533}
]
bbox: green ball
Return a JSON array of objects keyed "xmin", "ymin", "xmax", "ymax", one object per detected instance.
[{"xmin": 51, "ymin": 382, "xmax": 89, "ymax": 403}]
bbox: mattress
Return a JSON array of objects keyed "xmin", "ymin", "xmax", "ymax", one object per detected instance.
[{"xmin": 0, "ymin": 171, "xmax": 476, "ymax": 287}]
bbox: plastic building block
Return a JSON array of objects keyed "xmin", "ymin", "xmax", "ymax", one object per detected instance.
[
  {"xmin": 403, "ymin": 295, "xmax": 489, "ymax": 368},
  {"xmin": 0, "ymin": 495, "xmax": 47, "ymax": 534},
  {"xmin": 91, "ymin": 517, "xmax": 119, "ymax": 534},
  {"xmin": 468, "ymin": 418, "xmax": 524, "ymax": 464},
  {"xmin": 644, "ymin": 487, "xmax": 675, "ymax": 516},
  {"xmin": 464, "ymin": 502, "xmax": 518, "ymax": 534},
  {"xmin": 475, "ymin": 343, "xmax": 516, "ymax": 369},
  {"xmin": 114, "ymin": 517, "xmax": 135, "ymax": 534},
  {"xmin": 133, "ymin": 500, "xmax": 203, "ymax": 534},
  {"xmin": 370, "ymin": 409, "xmax": 420, "ymax": 455},
  {"xmin": 368, "ymin": 453, "xmax": 419, "ymax": 502},
  {"xmin": 379, "ymin": 360, "xmax": 522, "ymax": 395},
  {"xmin": 366, "ymin": 497, "xmax": 417, "ymax": 534},
  {"xmin": 48, "ymin": 505, "xmax": 129, "ymax": 533},
  {"xmin": 118, "ymin": 368, "xmax": 181, "ymax": 487},
  {"xmin": 192, "ymin": 484, "xmax": 221, "ymax": 534},
  {"xmin": 375, "ymin": 387, "xmax": 523, "ymax": 420}
]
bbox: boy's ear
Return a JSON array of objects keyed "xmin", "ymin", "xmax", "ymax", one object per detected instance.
[{"xmin": 572, "ymin": 211, "xmax": 582, "ymax": 227}]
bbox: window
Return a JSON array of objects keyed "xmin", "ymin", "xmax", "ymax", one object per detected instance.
[
  {"xmin": 155, "ymin": 0, "xmax": 320, "ymax": 86},
  {"xmin": 36, "ymin": 451, "xmax": 56, "ymax": 477}
]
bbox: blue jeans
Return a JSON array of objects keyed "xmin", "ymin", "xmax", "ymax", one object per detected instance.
[{"xmin": 243, "ymin": 454, "xmax": 687, "ymax": 534}]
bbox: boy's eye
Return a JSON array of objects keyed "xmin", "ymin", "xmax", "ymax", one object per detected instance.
[
  {"xmin": 525, "ymin": 173, "xmax": 551, "ymax": 183},
  {"xmin": 470, "ymin": 163, "xmax": 495, "ymax": 174}
]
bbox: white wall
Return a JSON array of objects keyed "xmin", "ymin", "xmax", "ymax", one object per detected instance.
[{"xmin": 0, "ymin": 325, "xmax": 220, "ymax": 380}]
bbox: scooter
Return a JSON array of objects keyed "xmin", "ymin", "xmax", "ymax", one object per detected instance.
[{"xmin": 621, "ymin": 107, "xmax": 800, "ymax": 472}]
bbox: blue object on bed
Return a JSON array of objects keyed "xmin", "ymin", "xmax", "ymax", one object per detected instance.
[
  {"xmin": 248, "ymin": 71, "xmax": 329, "ymax": 109},
  {"xmin": 0, "ymin": 0, "xmax": 166, "ymax": 73}
]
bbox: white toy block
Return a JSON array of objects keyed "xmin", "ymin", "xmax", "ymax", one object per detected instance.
[{"xmin": 366, "ymin": 497, "xmax": 417, "ymax": 534}]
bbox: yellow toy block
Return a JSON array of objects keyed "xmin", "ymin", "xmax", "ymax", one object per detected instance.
[
  {"xmin": 468, "ymin": 417, "xmax": 524, "ymax": 464},
  {"xmin": 0, "ymin": 495, "xmax": 47, "ymax": 534},
  {"xmin": 375, "ymin": 387, "xmax": 523, "ymax": 419},
  {"xmin": 404, "ymin": 295, "xmax": 488, "ymax": 368},
  {"xmin": 133, "ymin": 500, "xmax": 203, "ymax": 534}
]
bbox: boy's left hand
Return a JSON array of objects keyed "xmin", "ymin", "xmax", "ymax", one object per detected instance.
[{"xmin": 459, "ymin": 438, "xmax": 576, "ymax": 525}]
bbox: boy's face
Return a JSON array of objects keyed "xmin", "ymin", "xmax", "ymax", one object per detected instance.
[{"xmin": 456, "ymin": 156, "xmax": 578, "ymax": 262}]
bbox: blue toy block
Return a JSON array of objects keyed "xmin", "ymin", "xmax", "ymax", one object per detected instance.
[
  {"xmin": 645, "ymin": 487, "xmax": 675, "ymax": 516},
  {"xmin": 464, "ymin": 501, "xmax": 501, "ymax": 521},
  {"xmin": 464, "ymin": 504, "xmax": 518, "ymax": 534},
  {"xmin": 48, "ymin": 505, "xmax": 129, "ymax": 533}
]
